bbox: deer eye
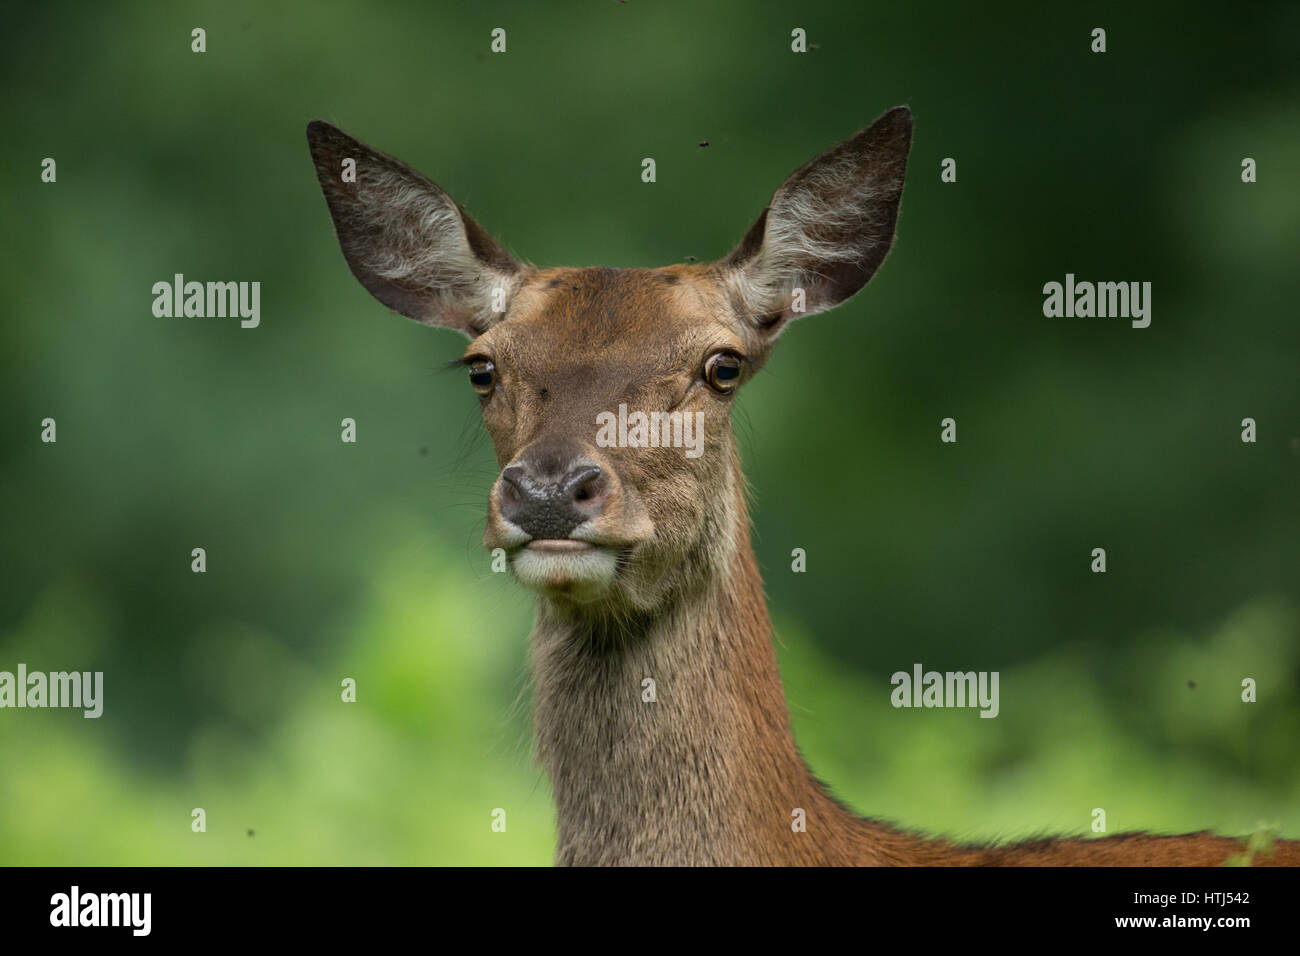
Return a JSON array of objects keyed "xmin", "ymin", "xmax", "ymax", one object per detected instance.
[
  {"xmin": 704, "ymin": 351, "xmax": 742, "ymax": 393},
  {"xmin": 468, "ymin": 359, "xmax": 497, "ymax": 397}
]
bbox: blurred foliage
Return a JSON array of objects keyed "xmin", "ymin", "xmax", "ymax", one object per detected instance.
[{"xmin": 1, "ymin": 1, "xmax": 1297, "ymax": 864}]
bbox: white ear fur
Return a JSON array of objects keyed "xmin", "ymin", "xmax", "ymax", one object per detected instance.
[
  {"xmin": 724, "ymin": 106, "xmax": 913, "ymax": 334},
  {"xmin": 307, "ymin": 120, "xmax": 521, "ymax": 337}
]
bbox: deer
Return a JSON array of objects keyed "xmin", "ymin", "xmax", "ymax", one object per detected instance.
[{"xmin": 307, "ymin": 107, "xmax": 1299, "ymax": 866}]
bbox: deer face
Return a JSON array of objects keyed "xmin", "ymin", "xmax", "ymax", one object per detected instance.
[
  {"xmin": 467, "ymin": 265, "xmax": 749, "ymax": 610},
  {"xmin": 308, "ymin": 108, "xmax": 911, "ymax": 615}
]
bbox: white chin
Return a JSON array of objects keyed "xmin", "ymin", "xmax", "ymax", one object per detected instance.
[{"xmin": 511, "ymin": 547, "xmax": 618, "ymax": 600}]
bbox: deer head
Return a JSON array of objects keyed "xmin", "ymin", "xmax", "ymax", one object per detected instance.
[{"xmin": 307, "ymin": 108, "xmax": 912, "ymax": 624}]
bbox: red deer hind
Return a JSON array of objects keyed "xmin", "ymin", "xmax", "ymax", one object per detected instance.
[{"xmin": 307, "ymin": 107, "xmax": 1298, "ymax": 866}]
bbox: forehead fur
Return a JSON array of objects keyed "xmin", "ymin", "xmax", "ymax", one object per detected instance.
[{"xmin": 476, "ymin": 266, "xmax": 751, "ymax": 369}]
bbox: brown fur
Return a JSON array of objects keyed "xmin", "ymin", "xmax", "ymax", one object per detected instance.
[{"xmin": 307, "ymin": 109, "xmax": 1298, "ymax": 866}]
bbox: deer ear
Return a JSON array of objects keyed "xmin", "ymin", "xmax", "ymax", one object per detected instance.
[
  {"xmin": 306, "ymin": 120, "xmax": 520, "ymax": 338},
  {"xmin": 722, "ymin": 106, "xmax": 912, "ymax": 336}
]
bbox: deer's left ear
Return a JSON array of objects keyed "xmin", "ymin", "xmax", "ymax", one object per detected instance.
[
  {"xmin": 307, "ymin": 120, "xmax": 521, "ymax": 338},
  {"xmin": 721, "ymin": 106, "xmax": 912, "ymax": 337}
]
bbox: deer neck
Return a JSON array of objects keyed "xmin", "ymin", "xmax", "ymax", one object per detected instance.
[{"xmin": 528, "ymin": 469, "xmax": 856, "ymax": 866}]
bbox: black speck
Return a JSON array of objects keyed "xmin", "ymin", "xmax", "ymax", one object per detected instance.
[
  {"xmin": 698, "ymin": 140, "xmax": 709, "ymax": 148},
  {"xmin": 1187, "ymin": 680, "xmax": 1197, "ymax": 690},
  {"xmin": 247, "ymin": 829, "xmax": 255, "ymax": 837},
  {"xmin": 684, "ymin": 255, "xmax": 697, "ymax": 262}
]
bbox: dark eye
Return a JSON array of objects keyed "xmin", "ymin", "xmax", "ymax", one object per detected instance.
[
  {"xmin": 704, "ymin": 352, "xmax": 742, "ymax": 393},
  {"xmin": 468, "ymin": 359, "xmax": 497, "ymax": 397}
]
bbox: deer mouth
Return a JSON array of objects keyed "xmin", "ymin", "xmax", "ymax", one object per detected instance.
[
  {"xmin": 511, "ymin": 538, "xmax": 620, "ymax": 600},
  {"xmin": 524, "ymin": 539, "xmax": 596, "ymax": 555}
]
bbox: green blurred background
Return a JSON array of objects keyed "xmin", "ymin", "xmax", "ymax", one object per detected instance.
[{"xmin": 2, "ymin": 1, "xmax": 1297, "ymax": 865}]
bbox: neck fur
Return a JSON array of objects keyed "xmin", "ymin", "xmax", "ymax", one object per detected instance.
[{"xmin": 528, "ymin": 476, "xmax": 875, "ymax": 865}]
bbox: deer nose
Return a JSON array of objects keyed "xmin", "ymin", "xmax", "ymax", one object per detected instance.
[{"xmin": 499, "ymin": 463, "xmax": 608, "ymax": 540}]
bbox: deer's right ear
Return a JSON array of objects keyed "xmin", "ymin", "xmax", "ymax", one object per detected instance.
[{"xmin": 306, "ymin": 120, "xmax": 520, "ymax": 338}]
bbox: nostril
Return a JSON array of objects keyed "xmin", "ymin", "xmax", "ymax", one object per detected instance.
[
  {"xmin": 500, "ymin": 466, "xmax": 528, "ymax": 510},
  {"xmin": 564, "ymin": 466, "xmax": 606, "ymax": 510}
]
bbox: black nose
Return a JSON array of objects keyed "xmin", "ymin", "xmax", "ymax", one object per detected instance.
[{"xmin": 499, "ymin": 463, "xmax": 607, "ymax": 539}]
